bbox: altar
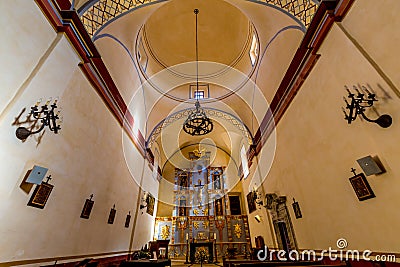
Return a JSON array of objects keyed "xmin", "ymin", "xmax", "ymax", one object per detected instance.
[{"xmin": 189, "ymin": 241, "xmax": 214, "ymax": 263}]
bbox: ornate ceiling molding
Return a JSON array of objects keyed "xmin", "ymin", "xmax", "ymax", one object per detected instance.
[
  {"xmin": 78, "ymin": 0, "xmax": 319, "ymax": 38},
  {"xmin": 146, "ymin": 107, "xmax": 254, "ymax": 148}
]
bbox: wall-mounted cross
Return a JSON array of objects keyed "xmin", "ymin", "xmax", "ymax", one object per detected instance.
[{"xmin": 45, "ymin": 175, "xmax": 52, "ymax": 183}]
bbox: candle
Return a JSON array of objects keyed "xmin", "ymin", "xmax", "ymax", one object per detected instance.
[
  {"xmin": 186, "ymin": 233, "xmax": 189, "ymax": 240},
  {"xmin": 214, "ymin": 233, "xmax": 216, "ymax": 239},
  {"xmin": 35, "ymin": 98, "xmax": 42, "ymax": 107}
]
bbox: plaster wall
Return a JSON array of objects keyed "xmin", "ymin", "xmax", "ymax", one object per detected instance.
[
  {"xmin": 246, "ymin": 1, "xmax": 400, "ymax": 253},
  {"xmin": 0, "ymin": 3, "xmax": 156, "ymax": 264}
]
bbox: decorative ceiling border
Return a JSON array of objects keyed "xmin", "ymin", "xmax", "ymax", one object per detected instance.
[
  {"xmin": 146, "ymin": 107, "xmax": 254, "ymax": 148},
  {"xmin": 78, "ymin": 0, "xmax": 319, "ymax": 38}
]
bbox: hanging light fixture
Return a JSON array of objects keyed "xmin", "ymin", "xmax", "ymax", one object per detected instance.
[{"xmin": 183, "ymin": 9, "xmax": 213, "ymax": 136}]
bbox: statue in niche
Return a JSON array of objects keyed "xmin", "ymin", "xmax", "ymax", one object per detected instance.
[
  {"xmin": 179, "ymin": 197, "xmax": 187, "ymax": 216},
  {"xmin": 215, "ymin": 198, "xmax": 223, "ymax": 216},
  {"xmin": 179, "ymin": 175, "xmax": 188, "ymax": 188},
  {"xmin": 214, "ymin": 174, "xmax": 221, "ymax": 190},
  {"xmin": 179, "ymin": 206, "xmax": 186, "ymax": 216}
]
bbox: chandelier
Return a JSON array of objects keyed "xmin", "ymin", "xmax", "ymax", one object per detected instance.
[{"xmin": 183, "ymin": 9, "xmax": 213, "ymax": 136}]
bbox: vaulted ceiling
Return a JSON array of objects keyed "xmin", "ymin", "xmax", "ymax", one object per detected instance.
[{"xmin": 74, "ymin": 0, "xmax": 319, "ymax": 173}]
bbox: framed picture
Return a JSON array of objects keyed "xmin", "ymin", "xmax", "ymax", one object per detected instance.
[
  {"xmin": 292, "ymin": 199, "xmax": 302, "ymax": 219},
  {"xmin": 108, "ymin": 207, "xmax": 116, "ymax": 224},
  {"xmin": 246, "ymin": 191, "xmax": 256, "ymax": 214},
  {"xmin": 27, "ymin": 182, "xmax": 53, "ymax": 209},
  {"xmin": 80, "ymin": 198, "xmax": 94, "ymax": 219},
  {"xmin": 125, "ymin": 213, "xmax": 131, "ymax": 228},
  {"xmin": 146, "ymin": 194, "xmax": 155, "ymax": 216},
  {"xmin": 349, "ymin": 173, "xmax": 375, "ymax": 201}
]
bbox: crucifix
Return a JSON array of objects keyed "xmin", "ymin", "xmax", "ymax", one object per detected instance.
[
  {"xmin": 350, "ymin": 168, "xmax": 357, "ymax": 176},
  {"xmin": 45, "ymin": 175, "xmax": 52, "ymax": 184}
]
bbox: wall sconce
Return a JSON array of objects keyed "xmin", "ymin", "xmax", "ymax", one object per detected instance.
[
  {"xmin": 342, "ymin": 85, "xmax": 392, "ymax": 128},
  {"xmin": 16, "ymin": 98, "xmax": 62, "ymax": 140}
]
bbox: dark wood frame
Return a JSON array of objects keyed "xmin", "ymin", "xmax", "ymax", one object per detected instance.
[
  {"xmin": 349, "ymin": 173, "xmax": 376, "ymax": 201},
  {"xmin": 146, "ymin": 193, "xmax": 155, "ymax": 216},
  {"xmin": 246, "ymin": 192, "xmax": 257, "ymax": 214},
  {"xmin": 80, "ymin": 198, "xmax": 94, "ymax": 219},
  {"xmin": 108, "ymin": 207, "xmax": 116, "ymax": 224},
  {"xmin": 27, "ymin": 182, "xmax": 53, "ymax": 209},
  {"xmin": 125, "ymin": 213, "xmax": 131, "ymax": 228},
  {"xmin": 292, "ymin": 200, "xmax": 302, "ymax": 219}
]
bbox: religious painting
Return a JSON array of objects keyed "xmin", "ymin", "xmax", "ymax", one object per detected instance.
[
  {"xmin": 125, "ymin": 213, "xmax": 131, "ymax": 228},
  {"xmin": 349, "ymin": 173, "xmax": 375, "ymax": 201},
  {"xmin": 246, "ymin": 191, "xmax": 257, "ymax": 213},
  {"xmin": 27, "ymin": 182, "xmax": 53, "ymax": 209},
  {"xmin": 178, "ymin": 206, "xmax": 187, "ymax": 216},
  {"xmin": 215, "ymin": 198, "xmax": 223, "ymax": 216},
  {"xmin": 292, "ymin": 198, "xmax": 302, "ymax": 219},
  {"xmin": 80, "ymin": 198, "xmax": 94, "ymax": 219},
  {"xmin": 213, "ymin": 173, "xmax": 221, "ymax": 190},
  {"xmin": 178, "ymin": 173, "xmax": 188, "ymax": 188},
  {"xmin": 108, "ymin": 207, "xmax": 116, "ymax": 224},
  {"xmin": 146, "ymin": 193, "xmax": 155, "ymax": 216},
  {"xmin": 229, "ymin": 195, "xmax": 242, "ymax": 215}
]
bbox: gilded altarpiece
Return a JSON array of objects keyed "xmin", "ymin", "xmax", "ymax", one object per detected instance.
[{"xmin": 154, "ymin": 155, "xmax": 250, "ymax": 258}]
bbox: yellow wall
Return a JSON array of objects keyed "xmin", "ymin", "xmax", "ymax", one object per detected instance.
[
  {"xmin": 0, "ymin": 2, "xmax": 156, "ymax": 264},
  {"xmin": 246, "ymin": 0, "xmax": 400, "ymax": 254}
]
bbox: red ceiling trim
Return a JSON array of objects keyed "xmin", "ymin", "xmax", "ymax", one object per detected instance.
[
  {"xmin": 250, "ymin": 0, "xmax": 355, "ymax": 162},
  {"xmin": 35, "ymin": 0, "xmax": 146, "ymax": 156}
]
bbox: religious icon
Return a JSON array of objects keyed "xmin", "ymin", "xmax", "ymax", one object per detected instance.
[
  {"xmin": 146, "ymin": 194, "xmax": 155, "ymax": 215},
  {"xmin": 215, "ymin": 198, "xmax": 223, "ymax": 216},
  {"xmin": 246, "ymin": 192, "xmax": 257, "ymax": 213},
  {"xmin": 80, "ymin": 194, "xmax": 94, "ymax": 219},
  {"xmin": 108, "ymin": 205, "xmax": 116, "ymax": 224},
  {"xmin": 27, "ymin": 176, "xmax": 54, "ymax": 209},
  {"xmin": 214, "ymin": 174, "xmax": 221, "ymax": 189},
  {"xmin": 349, "ymin": 172, "xmax": 375, "ymax": 201},
  {"xmin": 179, "ymin": 206, "xmax": 186, "ymax": 216}
]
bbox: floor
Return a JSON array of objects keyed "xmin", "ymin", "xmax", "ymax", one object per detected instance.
[{"xmin": 171, "ymin": 259, "xmax": 224, "ymax": 266}]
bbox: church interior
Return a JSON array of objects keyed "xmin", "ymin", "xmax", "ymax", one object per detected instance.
[{"xmin": 1, "ymin": 0, "xmax": 400, "ymax": 266}]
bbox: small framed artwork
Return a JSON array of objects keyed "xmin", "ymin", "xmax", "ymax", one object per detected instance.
[
  {"xmin": 125, "ymin": 212, "xmax": 131, "ymax": 228},
  {"xmin": 27, "ymin": 182, "xmax": 53, "ymax": 209},
  {"xmin": 292, "ymin": 198, "xmax": 302, "ymax": 219},
  {"xmin": 349, "ymin": 173, "xmax": 375, "ymax": 201},
  {"xmin": 146, "ymin": 194, "xmax": 155, "ymax": 216},
  {"xmin": 108, "ymin": 205, "xmax": 116, "ymax": 224},
  {"xmin": 246, "ymin": 192, "xmax": 257, "ymax": 214},
  {"xmin": 80, "ymin": 195, "xmax": 94, "ymax": 219}
]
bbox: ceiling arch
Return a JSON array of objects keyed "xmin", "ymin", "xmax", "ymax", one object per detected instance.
[{"xmin": 78, "ymin": 0, "xmax": 319, "ymax": 38}]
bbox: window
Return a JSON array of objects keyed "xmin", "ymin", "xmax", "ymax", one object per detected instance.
[
  {"xmin": 241, "ymin": 145, "xmax": 249, "ymax": 178},
  {"xmin": 189, "ymin": 84, "xmax": 209, "ymax": 99},
  {"xmin": 249, "ymin": 34, "xmax": 258, "ymax": 66},
  {"xmin": 194, "ymin": 90, "xmax": 204, "ymax": 99}
]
